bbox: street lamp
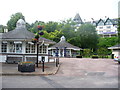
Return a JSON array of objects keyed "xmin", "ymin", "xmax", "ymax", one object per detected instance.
[{"xmin": 32, "ymin": 25, "xmax": 44, "ymax": 68}]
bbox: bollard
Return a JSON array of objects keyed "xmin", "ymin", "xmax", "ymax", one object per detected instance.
[
  {"xmin": 42, "ymin": 57, "xmax": 45, "ymax": 72},
  {"xmin": 56, "ymin": 58, "xmax": 58, "ymax": 67}
]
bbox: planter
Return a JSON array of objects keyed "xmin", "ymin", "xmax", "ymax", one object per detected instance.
[{"xmin": 18, "ymin": 62, "xmax": 35, "ymax": 72}]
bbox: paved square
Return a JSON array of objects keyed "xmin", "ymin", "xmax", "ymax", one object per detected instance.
[{"xmin": 2, "ymin": 58, "xmax": 119, "ymax": 88}]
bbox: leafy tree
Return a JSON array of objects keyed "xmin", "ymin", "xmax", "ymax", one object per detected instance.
[
  {"xmin": 30, "ymin": 20, "xmax": 45, "ymax": 33},
  {"xmin": 42, "ymin": 30, "xmax": 63, "ymax": 42},
  {"xmin": 97, "ymin": 37, "xmax": 118, "ymax": 48},
  {"xmin": 0, "ymin": 25, "xmax": 4, "ymax": 33},
  {"xmin": 68, "ymin": 36, "xmax": 80, "ymax": 47},
  {"xmin": 76, "ymin": 24, "xmax": 99, "ymax": 50},
  {"xmin": 44, "ymin": 21, "xmax": 59, "ymax": 33},
  {"xmin": 7, "ymin": 12, "xmax": 25, "ymax": 31}
]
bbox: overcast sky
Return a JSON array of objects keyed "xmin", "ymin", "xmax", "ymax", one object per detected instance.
[{"xmin": 0, "ymin": 0, "xmax": 119, "ymax": 25}]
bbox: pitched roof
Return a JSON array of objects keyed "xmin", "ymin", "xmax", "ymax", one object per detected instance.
[
  {"xmin": 96, "ymin": 18, "xmax": 118, "ymax": 26},
  {"xmin": 49, "ymin": 36, "xmax": 81, "ymax": 50},
  {"xmin": 1, "ymin": 19, "xmax": 56, "ymax": 44},
  {"xmin": 39, "ymin": 37, "xmax": 56, "ymax": 44},
  {"xmin": 73, "ymin": 13, "xmax": 83, "ymax": 24},
  {"xmin": 2, "ymin": 27, "xmax": 34, "ymax": 40},
  {"xmin": 108, "ymin": 44, "xmax": 120, "ymax": 49}
]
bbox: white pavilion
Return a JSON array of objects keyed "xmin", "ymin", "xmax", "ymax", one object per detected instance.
[
  {"xmin": 48, "ymin": 36, "xmax": 81, "ymax": 57},
  {"xmin": 0, "ymin": 19, "xmax": 55, "ymax": 63}
]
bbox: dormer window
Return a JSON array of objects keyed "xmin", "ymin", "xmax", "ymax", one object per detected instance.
[{"xmin": 105, "ymin": 20, "xmax": 112, "ymax": 25}]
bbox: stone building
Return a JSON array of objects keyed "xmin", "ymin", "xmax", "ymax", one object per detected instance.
[{"xmin": 0, "ymin": 19, "xmax": 55, "ymax": 63}]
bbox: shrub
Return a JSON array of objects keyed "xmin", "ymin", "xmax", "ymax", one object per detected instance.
[
  {"xmin": 76, "ymin": 55, "xmax": 82, "ymax": 58},
  {"xmin": 92, "ymin": 55, "xmax": 98, "ymax": 58}
]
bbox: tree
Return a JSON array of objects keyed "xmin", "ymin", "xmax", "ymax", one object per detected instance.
[
  {"xmin": 0, "ymin": 25, "xmax": 4, "ymax": 33},
  {"xmin": 30, "ymin": 20, "xmax": 45, "ymax": 33},
  {"xmin": 44, "ymin": 21, "xmax": 59, "ymax": 33},
  {"xmin": 42, "ymin": 30, "xmax": 63, "ymax": 42},
  {"xmin": 7, "ymin": 12, "xmax": 25, "ymax": 31},
  {"xmin": 68, "ymin": 36, "xmax": 80, "ymax": 47},
  {"xmin": 76, "ymin": 24, "xmax": 99, "ymax": 50},
  {"xmin": 97, "ymin": 37, "xmax": 118, "ymax": 48}
]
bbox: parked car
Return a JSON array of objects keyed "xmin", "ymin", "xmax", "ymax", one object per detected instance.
[{"xmin": 114, "ymin": 55, "xmax": 120, "ymax": 64}]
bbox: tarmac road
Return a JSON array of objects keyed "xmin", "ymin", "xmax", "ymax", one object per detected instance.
[{"xmin": 2, "ymin": 58, "xmax": 119, "ymax": 88}]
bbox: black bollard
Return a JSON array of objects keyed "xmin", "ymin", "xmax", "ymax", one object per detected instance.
[
  {"xmin": 42, "ymin": 57, "xmax": 45, "ymax": 72},
  {"xmin": 56, "ymin": 58, "xmax": 58, "ymax": 67}
]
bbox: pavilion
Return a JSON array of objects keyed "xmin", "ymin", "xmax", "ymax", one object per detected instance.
[
  {"xmin": 108, "ymin": 44, "xmax": 120, "ymax": 59},
  {"xmin": 48, "ymin": 36, "xmax": 81, "ymax": 57},
  {"xmin": 0, "ymin": 19, "xmax": 55, "ymax": 63}
]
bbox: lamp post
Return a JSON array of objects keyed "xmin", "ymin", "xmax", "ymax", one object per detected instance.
[{"xmin": 32, "ymin": 25, "xmax": 44, "ymax": 68}]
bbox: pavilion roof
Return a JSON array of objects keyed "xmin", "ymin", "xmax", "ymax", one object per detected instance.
[
  {"xmin": 1, "ymin": 19, "xmax": 56, "ymax": 44},
  {"xmin": 108, "ymin": 44, "xmax": 120, "ymax": 49},
  {"xmin": 1, "ymin": 27, "xmax": 34, "ymax": 40},
  {"xmin": 49, "ymin": 40, "xmax": 81, "ymax": 50}
]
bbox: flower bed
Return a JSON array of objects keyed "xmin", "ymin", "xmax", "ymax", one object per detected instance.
[{"xmin": 18, "ymin": 61, "xmax": 35, "ymax": 72}]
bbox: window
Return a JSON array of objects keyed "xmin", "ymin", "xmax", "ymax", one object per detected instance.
[
  {"xmin": 106, "ymin": 30, "xmax": 111, "ymax": 32},
  {"xmin": 99, "ymin": 31, "xmax": 103, "ymax": 33},
  {"xmin": 39, "ymin": 46, "xmax": 42, "ymax": 53},
  {"xmin": 9, "ymin": 42, "xmax": 15, "ymax": 52},
  {"xmin": 31, "ymin": 45, "xmax": 35, "ymax": 53},
  {"xmin": 106, "ymin": 26, "xmax": 111, "ymax": 29},
  {"xmin": 1, "ymin": 42, "xmax": 7, "ymax": 52},
  {"xmin": 26, "ymin": 43, "xmax": 30, "ymax": 53},
  {"xmin": 16, "ymin": 44, "xmax": 22, "ymax": 53},
  {"xmin": 99, "ymin": 27, "xmax": 103, "ymax": 29},
  {"xmin": 43, "ymin": 45, "xmax": 46, "ymax": 53},
  {"xmin": 39, "ymin": 45, "xmax": 47, "ymax": 54},
  {"xmin": 26, "ymin": 42, "xmax": 35, "ymax": 53},
  {"xmin": 9, "ymin": 41, "xmax": 22, "ymax": 53}
]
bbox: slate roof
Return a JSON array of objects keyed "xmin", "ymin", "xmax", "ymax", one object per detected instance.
[
  {"xmin": 108, "ymin": 44, "xmax": 120, "ymax": 49},
  {"xmin": 73, "ymin": 13, "xmax": 83, "ymax": 24},
  {"xmin": 96, "ymin": 18, "xmax": 118, "ymax": 26},
  {"xmin": 1, "ymin": 19, "xmax": 56, "ymax": 44},
  {"xmin": 2, "ymin": 27, "xmax": 34, "ymax": 40},
  {"xmin": 49, "ymin": 39, "xmax": 81, "ymax": 50},
  {"xmin": 39, "ymin": 37, "xmax": 56, "ymax": 44}
]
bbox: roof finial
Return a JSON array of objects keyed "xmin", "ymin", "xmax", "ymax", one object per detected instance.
[
  {"xmin": 60, "ymin": 36, "xmax": 66, "ymax": 42},
  {"xmin": 16, "ymin": 19, "xmax": 26, "ymax": 28}
]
